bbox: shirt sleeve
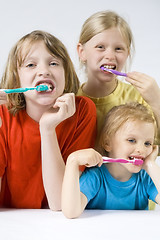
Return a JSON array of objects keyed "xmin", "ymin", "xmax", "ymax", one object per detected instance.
[{"xmin": 80, "ymin": 167, "xmax": 101, "ymax": 203}]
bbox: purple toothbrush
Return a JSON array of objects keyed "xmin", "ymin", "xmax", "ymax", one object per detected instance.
[
  {"xmin": 100, "ymin": 66, "xmax": 127, "ymax": 77},
  {"xmin": 103, "ymin": 157, "xmax": 143, "ymax": 165}
]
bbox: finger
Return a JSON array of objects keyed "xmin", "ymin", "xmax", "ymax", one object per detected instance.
[{"xmin": 54, "ymin": 93, "xmax": 76, "ymax": 116}]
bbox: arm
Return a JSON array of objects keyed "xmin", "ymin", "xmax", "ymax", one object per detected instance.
[
  {"xmin": 40, "ymin": 93, "xmax": 76, "ymax": 211},
  {"xmin": 142, "ymin": 145, "xmax": 160, "ymax": 204},
  {"xmin": 126, "ymin": 72, "xmax": 160, "ymax": 137},
  {"xmin": 62, "ymin": 148, "xmax": 103, "ymax": 219}
]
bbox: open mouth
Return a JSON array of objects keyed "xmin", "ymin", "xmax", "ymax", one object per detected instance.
[
  {"xmin": 128, "ymin": 156, "xmax": 144, "ymax": 165},
  {"xmin": 100, "ymin": 64, "xmax": 116, "ymax": 72},
  {"xmin": 36, "ymin": 81, "xmax": 55, "ymax": 93}
]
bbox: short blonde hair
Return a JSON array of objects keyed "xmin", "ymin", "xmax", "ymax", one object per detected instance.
[
  {"xmin": 1, "ymin": 30, "xmax": 79, "ymax": 114},
  {"xmin": 100, "ymin": 102, "xmax": 157, "ymax": 153}
]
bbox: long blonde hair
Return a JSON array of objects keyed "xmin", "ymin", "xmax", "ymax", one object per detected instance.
[
  {"xmin": 1, "ymin": 30, "xmax": 79, "ymax": 115},
  {"xmin": 79, "ymin": 10, "xmax": 135, "ymax": 69}
]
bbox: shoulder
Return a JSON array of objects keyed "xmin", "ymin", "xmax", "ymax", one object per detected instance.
[
  {"xmin": 75, "ymin": 96, "xmax": 96, "ymax": 116},
  {"xmin": 81, "ymin": 165, "xmax": 105, "ymax": 182},
  {"xmin": 80, "ymin": 166, "xmax": 102, "ymax": 187}
]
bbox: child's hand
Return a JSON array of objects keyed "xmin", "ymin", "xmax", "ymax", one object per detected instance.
[
  {"xmin": 0, "ymin": 91, "xmax": 7, "ymax": 127},
  {"xmin": 40, "ymin": 93, "xmax": 76, "ymax": 131},
  {"xmin": 67, "ymin": 148, "xmax": 103, "ymax": 168},
  {"xmin": 126, "ymin": 72, "xmax": 160, "ymax": 106},
  {"xmin": 0, "ymin": 91, "xmax": 7, "ymax": 105},
  {"xmin": 142, "ymin": 145, "xmax": 158, "ymax": 171}
]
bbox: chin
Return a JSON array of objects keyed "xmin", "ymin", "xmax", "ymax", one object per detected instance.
[{"xmin": 130, "ymin": 165, "xmax": 142, "ymax": 173}]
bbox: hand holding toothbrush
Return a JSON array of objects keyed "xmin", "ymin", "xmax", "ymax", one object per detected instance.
[
  {"xmin": 100, "ymin": 66, "xmax": 160, "ymax": 107},
  {"xmin": 67, "ymin": 148, "xmax": 103, "ymax": 168},
  {"xmin": 125, "ymin": 71, "xmax": 160, "ymax": 107},
  {"xmin": 0, "ymin": 91, "xmax": 7, "ymax": 127},
  {"xmin": 0, "ymin": 84, "xmax": 49, "ymax": 127},
  {"xmin": 0, "ymin": 91, "xmax": 7, "ymax": 105}
]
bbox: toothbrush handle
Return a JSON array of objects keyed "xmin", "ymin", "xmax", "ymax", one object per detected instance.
[
  {"xmin": 0, "ymin": 87, "xmax": 35, "ymax": 94},
  {"xmin": 103, "ymin": 157, "xmax": 129, "ymax": 163}
]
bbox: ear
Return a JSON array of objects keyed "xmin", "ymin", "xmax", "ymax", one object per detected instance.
[
  {"xmin": 104, "ymin": 143, "xmax": 111, "ymax": 153},
  {"xmin": 77, "ymin": 43, "xmax": 87, "ymax": 62}
]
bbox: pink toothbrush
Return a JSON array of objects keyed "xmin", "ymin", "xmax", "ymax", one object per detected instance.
[
  {"xmin": 100, "ymin": 66, "xmax": 127, "ymax": 77},
  {"xmin": 103, "ymin": 157, "xmax": 143, "ymax": 165}
]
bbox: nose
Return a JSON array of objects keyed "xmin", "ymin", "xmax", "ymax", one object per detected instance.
[
  {"xmin": 104, "ymin": 48, "xmax": 115, "ymax": 60},
  {"xmin": 135, "ymin": 143, "xmax": 145, "ymax": 155},
  {"xmin": 37, "ymin": 64, "xmax": 51, "ymax": 78}
]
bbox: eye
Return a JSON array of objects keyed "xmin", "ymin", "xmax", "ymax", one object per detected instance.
[
  {"xmin": 115, "ymin": 47, "xmax": 124, "ymax": 52},
  {"xmin": 96, "ymin": 45, "xmax": 105, "ymax": 50},
  {"xmin": 26, "ymin": 63, "xmax": 36, "ymax": 68},
  {"xmin": 128, "ymin": 138, "xmax": 136, "ymax": 143},
  {"xmin": 144, "ymin": 141, "xmax": 152, "ymax": 147},
  {"xmin": 50, "ymin": 61, "xmax": 58, "ymax": 66}
]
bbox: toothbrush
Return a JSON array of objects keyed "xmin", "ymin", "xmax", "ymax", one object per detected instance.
[
  {"xmin": 100, "ymin": 66, "xmax": 127, "ymax": 77},
  {"xmin": 103, "ymin": 157, "xmax": 143, "ymax": 165},
  {"xmin": 0, "ymin": 85, "xmax": 49, "ymax": 94}
]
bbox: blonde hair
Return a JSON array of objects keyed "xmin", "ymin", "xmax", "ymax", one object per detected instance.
[
  {"xmin": 79, "ymin": 10, "xmax": 135, "ymax": 68},
  {"xmin": 100, "ymin": 102, "xmax": 157, "ymax": 154},
  {"xmin": 1, "ymin": 30, "xmax": 79, "ymax": 115}
]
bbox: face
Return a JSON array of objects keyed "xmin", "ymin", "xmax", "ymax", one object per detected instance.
[
  {"xmin": 78, "ymin": 27, "xmax": 129, "ymax": 84},
  {"xmin": 18, "ymin": 41, "xmax": 65, "ymax": 111},
  {"xmin": 106, "ymin": 120, "xmax": 155, "ymax": 174}
]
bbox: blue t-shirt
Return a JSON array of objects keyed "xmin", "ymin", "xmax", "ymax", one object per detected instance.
[{"xmin": 79, "ymin": 164, "xmax": 158, "ymax": 210}]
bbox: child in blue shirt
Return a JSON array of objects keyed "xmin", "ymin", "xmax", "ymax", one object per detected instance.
[{"xmin": 62, "ymin": 102, "xmax": 160, "ymax": 218}]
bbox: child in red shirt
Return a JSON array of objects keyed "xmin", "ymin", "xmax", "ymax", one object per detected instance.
[{"xmin": 0, "ymin": 30, "xmax": 96, "ymax": 210}]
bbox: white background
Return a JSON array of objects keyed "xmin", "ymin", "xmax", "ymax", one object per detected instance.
[
  {"xmin": 0, "ymin": 2, "xmax": 160, "ymax": 238},
  {"xmin": 0, "ymin": 0, "xmax": 160, "ymax": 85}
]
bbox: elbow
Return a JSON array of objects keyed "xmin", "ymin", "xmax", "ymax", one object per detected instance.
[
  {"xmin": 62, "ymin": 201, "xmax": 82, "ymax": 219},
  {"xmin": 48, "ymin": 202, "xmax": 62, "ymax": 211},
  {"xmin": 62, "ymin": 208, "xmax": 81, "ymax": 219}
]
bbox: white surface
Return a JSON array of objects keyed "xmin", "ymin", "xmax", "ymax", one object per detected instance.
[
  {"xmin": 0, "ymin": 208, "xmax": 160, "ymax": 240},
  {"xmin": 0, "ymin": 0, "xmax": 160, "ymax": 86}
]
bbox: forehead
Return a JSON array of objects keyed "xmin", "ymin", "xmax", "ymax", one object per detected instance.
[
  {"xmin": 86, "ymin": 27, "xmax": 127, "ymax": 46},
  {"xmin": 20, "ymin": 40, "xmax": 48, "ymax": 58},
  {"xmin": 18, "ymin": 40, "xmax": 61, "ymax": 65},
  {"xmin": 116, "ymin": 120, "xmax": 155, "ymax": 138}
]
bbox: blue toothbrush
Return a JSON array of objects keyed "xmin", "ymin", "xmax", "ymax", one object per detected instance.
[{"xmin": 0, "ymin": 85, "xmax": 49, "ymax": 94}]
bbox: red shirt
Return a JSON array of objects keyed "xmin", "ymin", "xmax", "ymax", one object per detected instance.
[{"xmin": 0, "ymin": 96, "xmax": 96, "ymax": 208}]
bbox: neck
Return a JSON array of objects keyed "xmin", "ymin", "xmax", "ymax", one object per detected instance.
[
  {"xmin": 26, "ymin": 103, "xmax": 52, "ymax": 122},
  {"xmin": 83, "ymin": 78, "xmax": 118, "ymax": 98},
  {"xmin": 106, "ymin": 163, "xmax": 132, "ymax": 182}
]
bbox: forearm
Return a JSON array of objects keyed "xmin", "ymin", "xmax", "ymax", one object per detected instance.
[
  {"xmin": 40, "ymin": 129, "xmax": 65, "ymax": 211},
  {"xmin": 145, "ymin": 162, "xmax": 160, "ymax": 193},
  {"xmin": 62, "ymin": 156, "xmax": 86, "ymax": 218}
]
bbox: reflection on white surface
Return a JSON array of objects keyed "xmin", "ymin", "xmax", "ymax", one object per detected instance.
[{"xmin": 0, "ymin": 208, "xmax": 160, "ymax": 240}]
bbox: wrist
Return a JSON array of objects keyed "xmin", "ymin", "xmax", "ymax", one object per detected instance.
[{"xmin": 67, "ymin": 153, "xmax": 80, "ymax": 168}]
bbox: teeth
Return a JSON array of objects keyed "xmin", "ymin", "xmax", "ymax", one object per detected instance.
[
  {"xmin": 39, "ymin": 83, "xmax": 54, "ymax": 92},
  {"xmin": 104, "ymin": 65, "xmax": 115, "ymax": 69}
]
